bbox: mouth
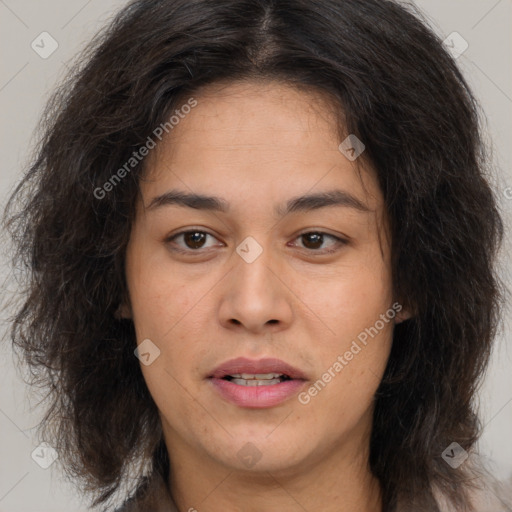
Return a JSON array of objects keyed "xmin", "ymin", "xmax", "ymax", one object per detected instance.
[
  {"xmin": 209, "ymin": 356, "xmax": 308, "ymax": 380},
  {"xmin": 207, "ymin": 357, "xmax": 308, "ymax": 408},
  {"xmin": 221, "ymin": 372, "xmax": 292, "ymax": 386}
]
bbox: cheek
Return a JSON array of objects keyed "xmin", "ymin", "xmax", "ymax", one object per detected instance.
[
  {"xmin": 140, "ymin": 362, "xmax": 204, "ymax": 445},
  {"xmin": 304, "ymin": 251, "xmax": 393, "ymax": 343},
  {"xmin": 302, "ymin": 248, "xmax": 394, "ymax": 405},
  {"xmin": 343, "ymin": 268, "xmax": 392, "ymax": 332},
  {"xmin": 126, "ymin": 241, "xmax": 198, "ymax": 338}
]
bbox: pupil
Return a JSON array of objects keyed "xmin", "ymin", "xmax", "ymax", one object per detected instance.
[
  {"xmin": 185, "ymin": 231, "xmax": 205, "ymax": 249},
  {"xmin": 303, "ymin": 233, "xmax": 322, "ymax": 249}
]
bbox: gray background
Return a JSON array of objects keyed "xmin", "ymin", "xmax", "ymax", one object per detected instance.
[{"xmin": 1, "ymin": 1, "xmax": 511, "ymax": 511}]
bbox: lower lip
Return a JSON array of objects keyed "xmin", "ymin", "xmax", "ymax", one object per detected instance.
[{"xmin": 209, "ymin": 378, "xmax": 307, "ymax": 408}]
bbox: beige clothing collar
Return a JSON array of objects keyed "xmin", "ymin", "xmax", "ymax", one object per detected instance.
[
  {"xmin": 116, "ymin": 472, "xmax": 179, "ymax": 512},
  {"xmin": 117, "ymin": 471, "xmax": 512, "ymax": 512}
]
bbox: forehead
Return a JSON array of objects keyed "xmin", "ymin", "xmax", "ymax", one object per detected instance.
[{"xmin": 141, "ymin": 80, "xmax": 382, "ymax": 214}]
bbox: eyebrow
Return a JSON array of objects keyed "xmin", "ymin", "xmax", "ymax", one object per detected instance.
[{"xmin": 146, "ymin": 188, "xmax": 371, "ymax": 216}]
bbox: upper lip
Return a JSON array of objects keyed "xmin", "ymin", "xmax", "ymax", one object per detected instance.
[{"xmin": 209, "ymin": 357, "xmax": 308, "ymax": 380}]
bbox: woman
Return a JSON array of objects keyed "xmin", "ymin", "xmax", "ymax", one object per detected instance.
[{"xmin": 3, "ymin": 0, "xmax": 510, "ymax": 510}]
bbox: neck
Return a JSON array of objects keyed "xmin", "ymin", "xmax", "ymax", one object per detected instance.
[{"xmin": 165, "ymin": 428, "xmax": 382, "ymax": 512}]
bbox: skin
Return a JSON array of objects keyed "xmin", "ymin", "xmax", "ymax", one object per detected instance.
[{"xmin": 123, "ymin": 80, "xmax": 411, "ymax": 512}]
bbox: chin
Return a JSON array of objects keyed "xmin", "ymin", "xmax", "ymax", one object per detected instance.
[{"xmin": 206, "ymin": 432, "xmax": 312, "ymax": 474}]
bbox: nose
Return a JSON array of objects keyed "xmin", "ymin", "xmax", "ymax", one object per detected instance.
[{"xmin": 217, "ymin": 236, "xmax": 293, "ymax": 335}]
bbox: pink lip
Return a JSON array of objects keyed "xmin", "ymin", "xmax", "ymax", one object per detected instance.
[{"xmin": 208, "ymin": 357, "xmax": 308, "ymax": 409}]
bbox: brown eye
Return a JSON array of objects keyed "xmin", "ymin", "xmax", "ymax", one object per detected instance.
[
  {"xmin": 166, "ymin": 229, "xmax": 347, "ymax": 256},
  {"xmin": 301, "ymin": 232, "xmax": 324, "ymax": 250},
  {"xmin": 293, "ymin": 231, "xmax": 348, "ymax": 254},
  {"xmin": 182, "ymin": 231, "xmax": 207, "ymax": 249},
  {"xmin": 166, "ymin": 230, "xmax": 219, "ymax": 253}
]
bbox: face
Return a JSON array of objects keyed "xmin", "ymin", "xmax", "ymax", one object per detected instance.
[{"xmin": 123, "ymin": 80, "xmax": 409, "ymax": 477}]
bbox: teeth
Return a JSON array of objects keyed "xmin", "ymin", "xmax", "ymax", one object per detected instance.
[
  {"xmin": 229, "ymin": 373, "xmax": 283, "ymax": 380},
  {"xmin": 231, "ymin": 378, "xmax": 282, "ymax": 386}
]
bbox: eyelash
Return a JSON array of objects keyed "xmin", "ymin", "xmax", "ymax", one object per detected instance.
[{"xmin": 165, "ymin": 229, "xmax": 348, "ymax": 256}]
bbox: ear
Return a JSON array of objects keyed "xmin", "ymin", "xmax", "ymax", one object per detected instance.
[
  {"xmin": 115, "ymin": 296, "xmax": 132, "ymax": 320},
  {"xmin": 393, "ymin": 300, "xmax": 413, "ymax": 324},
  {"xmin": 394, "ymin": 308, "xmax": 412, "ymax": 324}
]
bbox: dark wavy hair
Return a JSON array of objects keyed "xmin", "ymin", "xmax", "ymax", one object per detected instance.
[{"xmin": 3, "ymin": 0, "xmax": 506, "ymax": 510}]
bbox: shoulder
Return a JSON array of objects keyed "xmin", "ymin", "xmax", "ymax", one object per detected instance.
[
  {"xmin": 112, "ymin": 468, "xmax": 512, "ymax": 512},
  {"xmin": 467, "ymin": 474, "xmax": 512, "ymax": 512},
  {"xmin": 435, "ymin": 473, "xmax": 512, "ymax": 512},
  {"xmin": 394, "ymin": 469, "xmax": 512, "ymax": 512}
]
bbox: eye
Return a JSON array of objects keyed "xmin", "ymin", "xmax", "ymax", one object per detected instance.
[
  {"xmin": 290, "ymin": 231, "xmax": 348, "ymax": 254},
  {"xmin": 165, "ymin": 230, "xmax": 221, "ymax": 253},
  {"xmin": 165, "ymin": 229, "xmax": 348, "ymax": 255}
]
